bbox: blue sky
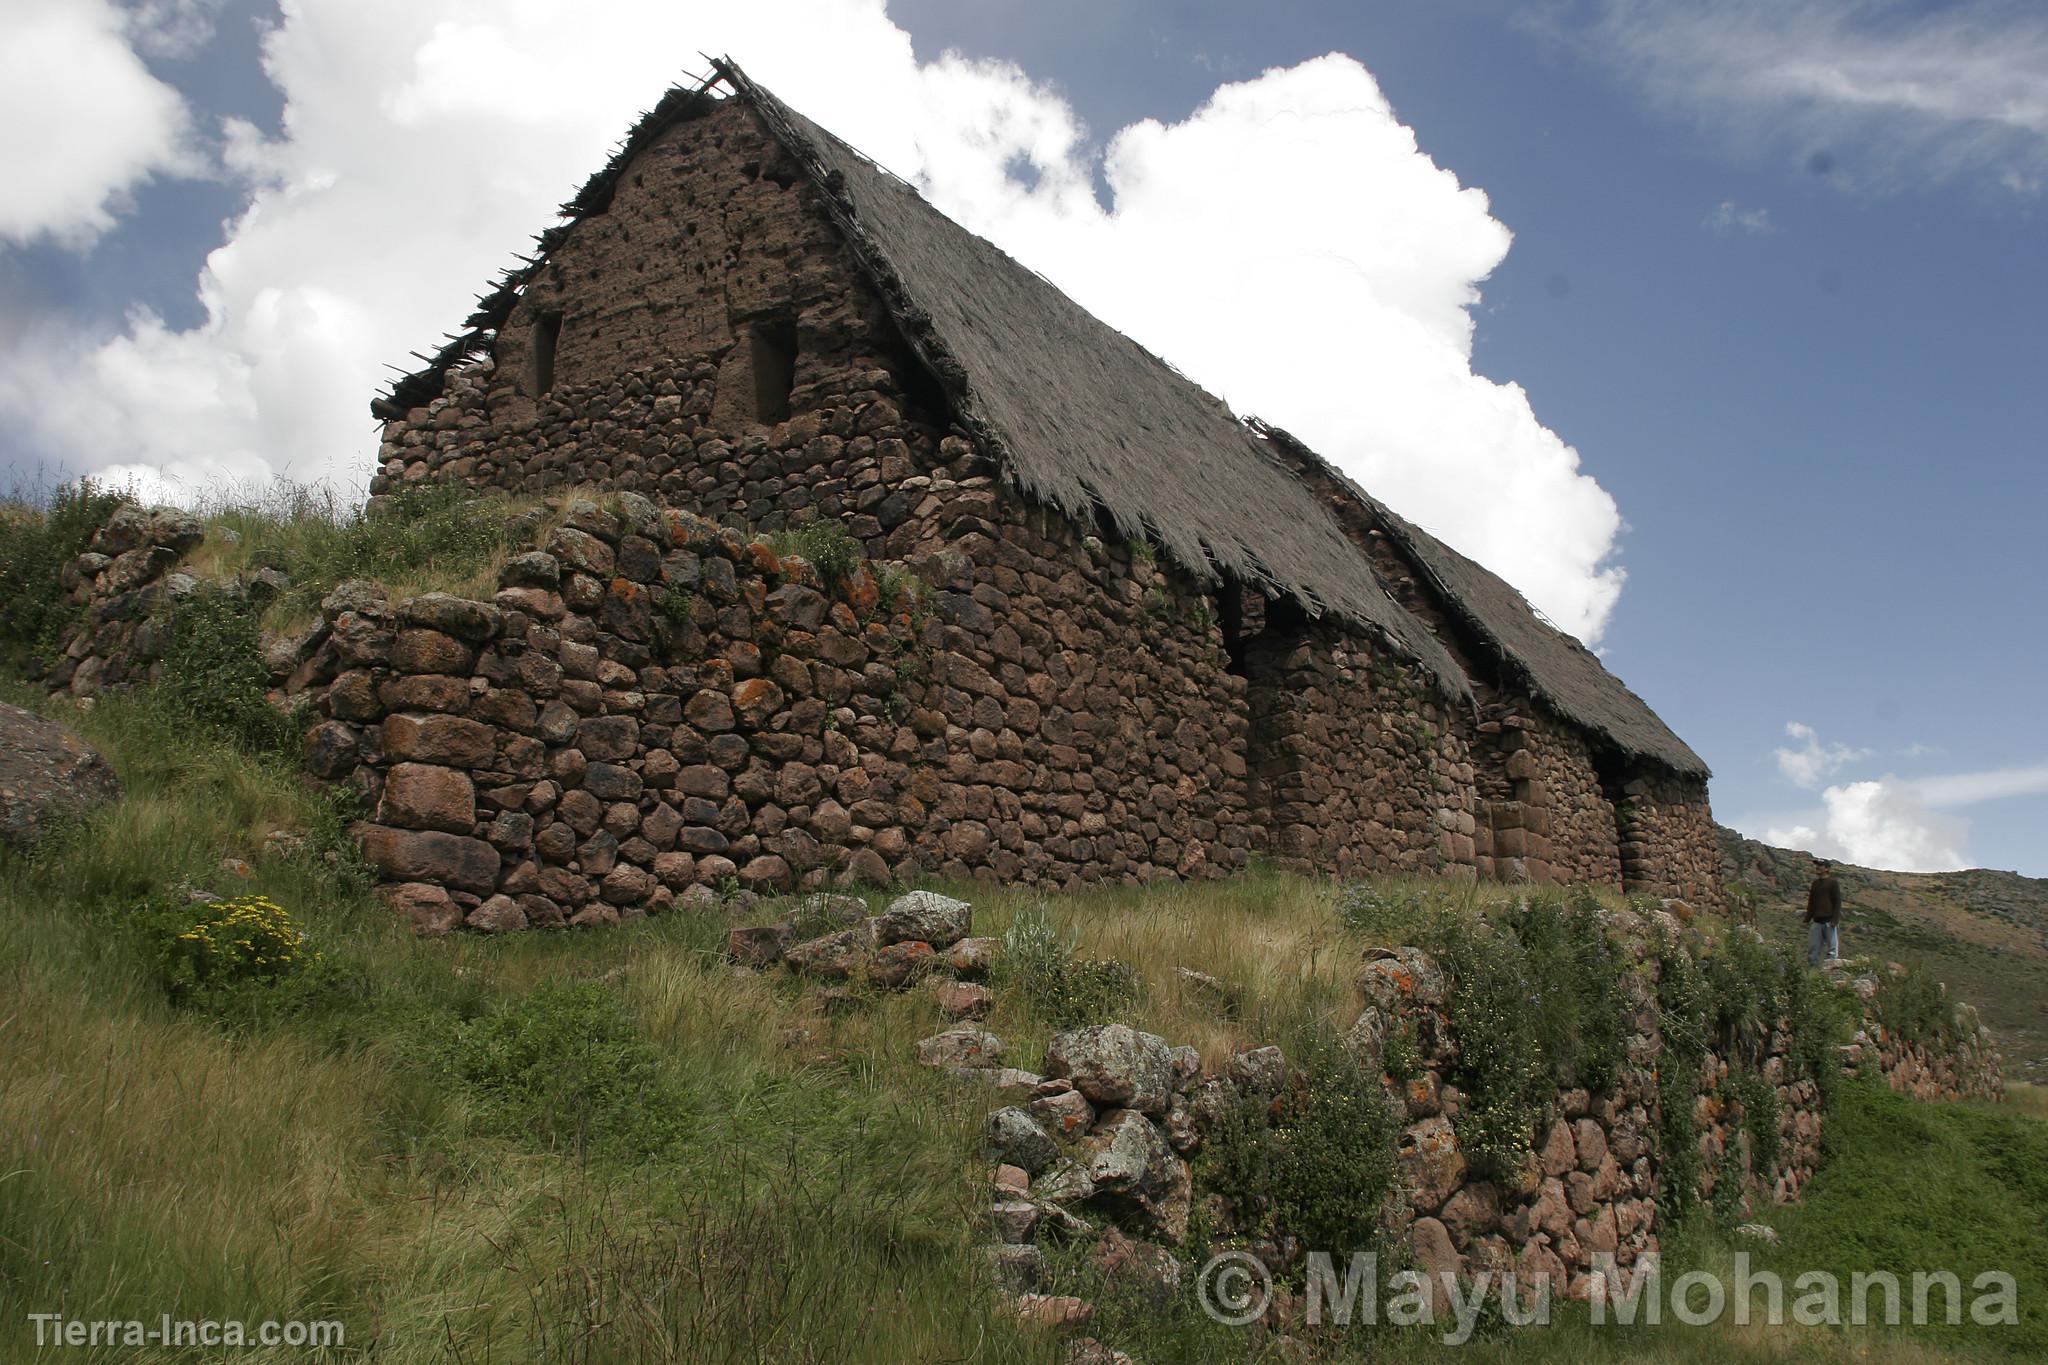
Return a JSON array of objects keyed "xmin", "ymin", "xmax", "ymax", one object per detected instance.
[{"xmin": 2, "ymin": 0, "xmax": 2043, "ymax": 874}]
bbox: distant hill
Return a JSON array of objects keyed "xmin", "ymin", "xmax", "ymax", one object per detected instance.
[{"xmin": 1720, "ymin": 826, "xmax": 2048, "ymax": 1082}]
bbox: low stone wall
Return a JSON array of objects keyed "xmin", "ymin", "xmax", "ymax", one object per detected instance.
[
  {"xmin": 720, "ymin": 892, "xmax": 2002, "ymax": 1354},
  {"xmin": 37, "ymin": 487, "xmax": 1726, "ymax": 920},
  {"xmin": 1828, "ymin": 960, "xmax": 2005, "ymax": 1103}
]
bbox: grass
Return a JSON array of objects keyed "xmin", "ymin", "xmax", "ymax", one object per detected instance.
[
  {"xmin": 177, "ymin": 481, "xmax": 545, "ymax": 636},
  {"xmin": 1, "ymin": 675, "xmax": 2042, "ymax": 1362}
]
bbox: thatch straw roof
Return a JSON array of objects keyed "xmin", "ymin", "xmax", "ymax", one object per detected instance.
[
  {"xmin": 1251, "ymin": 421, "xmax": 1709, "ymax": 778},
  {"xmin": 374, "ymin": 59, "xmax": 1709, "ymax": 779}
]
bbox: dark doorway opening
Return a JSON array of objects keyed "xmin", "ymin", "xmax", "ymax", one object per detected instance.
[
  {"xmin": 747, "ymin": 319, "xmax": 797, "ymax": 424},
  {"xmin": 529, "ymin": 311, "xmax": 563, "ymax": 395}
]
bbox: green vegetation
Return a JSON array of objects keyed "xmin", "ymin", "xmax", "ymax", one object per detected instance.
[
  {"xmin": 158, "ymin": 582, "xmax": 307, "ymax": 756},
  {"xmin": 766, "ymin": 516, "xmax": 864, "ymax": 584},
  {"xmin": 449, "ymin": 981, "xmax": 693, "ymax": 1158},
  {"xmin": 1873, "ymin": 960, "xmax": 1970, "ymax": 1053},
  {"xmin": 1, "ymin": 661, "xmax": 2036, "ymax": 1362},
  {"xmin": 189, "ymin": 481, "xmax": 523, "ymax": 631},
  {"xmin": 1202, "ymin": 1026, "xmax": 1403, "ymax": 1261},
  {"xmin": 0, "ymin": 478, "xmax": 126, "ymax": 665},
  {"xmin": 998, "ymin": 906, "xmax": 1142, "ymax": 1027}
]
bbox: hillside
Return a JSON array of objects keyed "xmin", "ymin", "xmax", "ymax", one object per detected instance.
[
  {"xmin": 0, "ymin": 672, "xmax": 2037, "ymax": 1361},
  {"xmin": 1721, "ymin": 826, "xmax": 2048, "ymax": 1082}
]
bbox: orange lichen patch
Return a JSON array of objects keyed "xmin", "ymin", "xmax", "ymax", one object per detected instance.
[
  {"xmin": 746, "ymin": 540, "xmax": 783, "ymax": 577},
  {"xmin": 742, "ymin": 581, "xmax": 768, "ymax": 614},
  {"xmin": 843, "ymin": 563, "xmax": 881, "ymax": 615},
  {"xmin": 730, "ymin": 676, "xmax": 786, "ymax": 727},
  {"xmin": 608, "ymin": 576, "xmax": 641, "ymax": 603},
  {"xmin": 778, "ymin": 554, "xmax": 822, "ymax": 589},
  {"xmin": 662, "ymin": 507, "xmax": 722, "ymax": 548}
]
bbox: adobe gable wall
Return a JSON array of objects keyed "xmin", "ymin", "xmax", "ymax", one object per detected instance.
[{"xmin": 369, "ymin": 97, "xmax": 932, "ymax": 547}]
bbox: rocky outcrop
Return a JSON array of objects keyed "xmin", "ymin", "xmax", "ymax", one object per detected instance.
[{"xmin": 0, "ymin": 701, "xmax": 121, "ymax": 849}]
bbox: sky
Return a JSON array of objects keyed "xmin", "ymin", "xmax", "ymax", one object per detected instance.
[{"xmin": 0, "ymin": 0, "xmax": 2042, "ymax": 875}]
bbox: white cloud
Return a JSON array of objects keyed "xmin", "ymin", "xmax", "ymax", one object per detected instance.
[
  {"xmin": 0, "ymin": 0, "xmax": 201, "ymax": 245},
  {"xmin": 0, "ymin": 0, "xmax": 1628, "ymax": 640},
  {"xmin": 1767, "ymin": 780, "xmax": 1969, "ymax": 872},
  {"xmin": 1707, "ymin": 200, "xmax": 1773, "ymax": 235},
  {"xmin": 1757, "ymin": 757, "xmax": 2048, "ymax": 872},
  {"xmin": 1914, "ymin": 762, "xmax": 2048, "ymax": 809},
  {"xmin": 1775, "ymin": 720, "xmax": 1871, "ymax": 788},
  {"xmin": 127, "ymin": 0, "xmax": 226, "ymax": 60},
  {"xmin": 1584, "ymin": 0, "xmax": 2048, "ymax": 192}
]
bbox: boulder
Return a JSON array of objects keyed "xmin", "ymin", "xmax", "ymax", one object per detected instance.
[
  {"xmin": 727, "ymin": 923, "xmax": 795, "ymax": 968},
  {"xmin": 987, "ymin": 1106, "xmax": 1059, "ymax": 1175},
  {"xmin": 0, "ymin": 702, "xmax": 121, "ymax": 849},
  {"xmin": 1226, "ymin": 1045, "xmax": 1288, "ymax": 1099},
  {"xmin": 874, "ymin": 890, "xmax": 972, "ymax": 948},
  {"xmin": 932, "ymin": 980, "xmax": 993, "ymax": 1020},
  {"xmin": 1045, "ymin": 1024, "xmax": 1175, "ymax": 1116},
  {"xmin": 376, "ymin": 762, "xmax": 476, "ymax": 834},
  {"xmin": 1079, "ymin": 1108, "xmax": 1190, "ymax": 1243},
  {"xmin": 914, "ymin": 1027, "xmax": 1004, "ymax": 1070},
  {"xmin": 357, "ymin": 825, "xmax": 500, "ymax": 894},
  {"xmin": 1357, "ymin": 946, "xmax": 1447, "ymax": 1009},
  {"xmin": 945, "ymin": 936, "xmax": 999, "ymax": 976},
  {"xmin": 1398, "ymin": 1115, "xmax": 1468, "ymax": 1214},
  {"xmin": 379, "ymin": 881, "xmax": 463, "ymax": 936},
  {"xmin": 784, "ymin": 926, "xmax": 871, "ymax": 980},
  {"xmin": 866, "ymin": 939, "xmax": 935, "ymax": 988}
]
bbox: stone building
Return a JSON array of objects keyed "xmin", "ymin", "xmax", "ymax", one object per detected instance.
[{"xmin": 362, "ymin": 60, "xmax": 1722, "ymax": 913}]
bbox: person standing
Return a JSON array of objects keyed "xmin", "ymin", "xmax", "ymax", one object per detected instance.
[{"xmin": 1804, "ymin": 859, "xmax": 1843, "ymax": 965}]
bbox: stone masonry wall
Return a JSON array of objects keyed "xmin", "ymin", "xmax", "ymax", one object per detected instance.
[
  {"xmin": 40, "ymin": 94, "xmax": 1726, "ymax": 913},
  {"xmin": 1618, "ymin": 771, "xmax": 1723, "ymax": 908},
  {"xmin": 1480, "ymin": 708, "xmax": 1625, "ymax": 892},
  {"xmin": 1246, "ymin": 619, "xmax": 1482, "ymax": 880}
]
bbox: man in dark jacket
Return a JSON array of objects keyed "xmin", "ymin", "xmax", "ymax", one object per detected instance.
[{"xmin": 1804, "ymin": 859, "xmax": 1843, "ymax": 965}]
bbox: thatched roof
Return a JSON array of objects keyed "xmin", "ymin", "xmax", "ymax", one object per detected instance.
[
  {"xmin": 1251, "ymin": 420, "xmax": 1709, "ymax": 778},
  {"xmin": 374, "ymin": 59, "xmax": 1710, "ymax": 780}
]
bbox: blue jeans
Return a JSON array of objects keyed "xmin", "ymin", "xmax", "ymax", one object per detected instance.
[{"xmin": 1808, "ymin": 920, "xmax": 1839, "ymax": 966}]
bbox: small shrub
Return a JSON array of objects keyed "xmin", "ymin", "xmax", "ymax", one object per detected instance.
[
  {"xmin": 1870, "ymin": 961, "xmax": 1962, "ymax": 1051},
  {"xmin": 657, "ymin": 585, "xmax": 694, "ymax": 623},
  {"xmin": 872, "ymin": 561, "xmax": 925, "ymax": 616},
  {"xmin": 1432, "ymin": 917, "xmax": 1550, "ymax": 1182},
  {"xmin": 156, "ymin": 584, "xmax": 301, "ymax": 756},
  {"xmin": 0, "ymin": 480, "xmax": 126, "ymax": 664},
  {"xmin": 767, "ymin": 519, "xmax": 863, "ymax": 585},
  {"xmin": 1650, "ymin": 928, "xmax": 1713, "ymax": 1221},
  {"xmin": 1729, "ymin": 1064, "xmax": 1783, "ymax": 1176},
  {"xmin": 998, "ymin": 908, "xmax": 1140, "ymax": 1027},
  {"xmin": 143, "ymin": 894, "xmax": 317, "ymax": 1001},
  {"xmin": 1510, "ymin": 890, "xmax": 1628, "ymax": 1092},
  {"xmin": 452, "ymin": 982, "xmax": 691, "ymax": 1159},
  {"xmin": 1200, "ymin": 1028, "xmax": 1401, "ymax": 1261}
]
